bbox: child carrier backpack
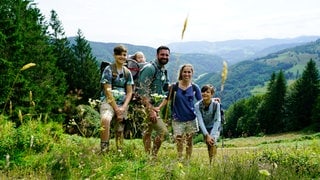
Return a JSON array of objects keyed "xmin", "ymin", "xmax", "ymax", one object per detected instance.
[
  {"xmin": 100, "ymin": 61, "xmax": 130, "ymax": 85},
  {"xmin": 126, "ymin": 58, "xmax": 148, "ymax": 81}
]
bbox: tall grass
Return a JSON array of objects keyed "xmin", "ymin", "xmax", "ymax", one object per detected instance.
[{"xmin": 0, "ymin": 118, "xmax": 319, "ymax": 179}]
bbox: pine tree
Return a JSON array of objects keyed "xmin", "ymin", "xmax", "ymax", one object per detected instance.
[
  {"xmin": 0, "ymin": 0, "xmax": 67, "ymax": 121},
  {"xmin": 311, "ymin": 95, "xmax": 320, "ymax": 131},
  {"xmin": 285, "ymin": 59, "xmax": 319, "ymax": 130},
  {"xmin": 257, "ymin": 71, "xmax": 286, "ymax": 134},
  {"xmin": 48, "ymin": 10, "xmax": 76, "ymax": 93},
  {"xmin": 71, "ymin": 30, "xmax": 100, "ymax": 104}
]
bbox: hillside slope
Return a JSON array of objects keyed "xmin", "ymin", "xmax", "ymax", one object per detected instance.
[{"xmin": 196, "ymin": 39, "xmax": 320, "ymax": 108}]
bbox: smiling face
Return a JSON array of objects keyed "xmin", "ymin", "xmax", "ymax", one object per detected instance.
[
  {"xmin": 157, "ymin": 49, "xmax": 170, "ymax": 66},
  {"xmin": 113, "ymin": 45, "xmax": 127, "ymax": 65},
  {"xmin": 114, "ymin": 51, "xmax": 127, "ymax": 65},
  {"xmin": 201, "ymin": 85, "xmax": 215, "ymax": 101},
  {"xmin": 178, "ymin": 64, "xmax": 194, "ymax": 81}
]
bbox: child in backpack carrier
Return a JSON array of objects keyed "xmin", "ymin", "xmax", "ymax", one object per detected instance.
[
  {"xmin": 131, "ymin": 51, "xmax": 146, "ymax": 63},
  {"xmin": 195, "ymin": 84, "xmax": 222, "ymax": 164}
]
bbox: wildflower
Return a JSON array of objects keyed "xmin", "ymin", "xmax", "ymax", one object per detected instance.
[
  {"xmin": 181, "ymin": 14, "xmax": 189, "ymax": 40},
  {"xmin": 5, "ymin": 154, "xmax": 10, "ymax": 168},
  {"xmin": 259, "ymin": 169, "xmax": 271, "ymax": 176},
  {"xmin": 273, "ymin": 162, "xmax": 278, "ymax": 169},
  {"xmin": 151, "ymin": 93, "xmax": 166, "ymax": 105},
  {"xmin": 20, "ymin": 63, "xmax": 36, "ymax": 71},
  {"xmin": 111, "ymin": 89, "xmax": 125, "ymax": 101},
  {"xmin": 18, "ymin": 110, "xmax": 23, "ymax": 122},
  {"xmin": 30, "ymin": 135, "xmax": 34, "ymax": 148},
  {"xmin": 177, "ymin": 162, "xmax": 184, "ymax": 168},
  {"xmin": 221, "ymin": 61, "xmax": 228, "ymax": 92}
]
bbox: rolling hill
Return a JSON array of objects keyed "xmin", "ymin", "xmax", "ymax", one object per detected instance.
[
  {"xmin": 85, "ymin": 37, "xmax": 320, "ymax": 109},
  {"xmin": 196, "ymin": 39, "xmax": 320, "ymax": 108}
]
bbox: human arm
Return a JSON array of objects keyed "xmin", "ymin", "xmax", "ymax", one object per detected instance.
[
  {"xmin": 103, "ymin": 84, "xmax": 120, "ymax": 113},
  {"xmin": 195, "ymin": 101, "xmax": 215, "ymax": 146},
  {"xmin": 154, "ymin": 98, "xmax": 168, "ymax": 112},
  {"xmin": 209, "ymin": 102, "xmax": 222, "ymax": 144},
  {"xmin": 138, "ymin": 64, "xmax": 158, "ymax": 122},
  {"xmin": 195, "ymin": 102, "xmax": 209, "ymax": 136}
]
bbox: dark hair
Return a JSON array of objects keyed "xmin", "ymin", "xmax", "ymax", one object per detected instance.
[
  {"xmin": 201, "ymin": 84, "xmax": 215, "ymax": 95},
  {"xmin": 114, "ymin": 45, "xmax": 127, "ymax": 55},
  {"xmin": 156, "ymin": 46, "xmax": 170, "ymax": 54}
]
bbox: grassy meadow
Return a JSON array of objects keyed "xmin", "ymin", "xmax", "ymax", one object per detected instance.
[{"xmin": 0, "ymin": 119, "xmax": 319, "ymax": 179}]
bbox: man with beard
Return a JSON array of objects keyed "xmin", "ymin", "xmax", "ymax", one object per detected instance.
[{"xmin": 137, "ymin": 46, "xmax": 170, "ymax": 158}]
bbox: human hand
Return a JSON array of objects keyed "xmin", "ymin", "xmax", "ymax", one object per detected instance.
[
  {"xmin": 116, "ymin": 107, "xmax": 124, "ymax": 122},
  {"xmin": 153, "ymin": 106, "xmax": 160, "ymax": 112},
  {"xmin": 213, "ymin": 98, "xmax": 220, "ymax": 103},
  {"xmin": 149, "ymin": 110, "xmax": 157, "ymax": 123},
  {"xmin": 206, "ymin": 134, "xmax": 215, "ymax": 146}
]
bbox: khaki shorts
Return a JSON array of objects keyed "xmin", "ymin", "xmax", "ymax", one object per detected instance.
[
  {"xmin": 172, "ymin": 118, "xmax": 199, "ymax": 136},
  {"xmin": 144, "ymin": 115, "xmax": 168, "ymax": 137},
  {"xmin": 100, "ymin": 101, "xmax": 128, "ymax": 131}
]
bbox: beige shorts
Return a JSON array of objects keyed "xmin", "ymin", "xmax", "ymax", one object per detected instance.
[
  {"xmin": 100, "ymin": 101, "xmax": 128, "ymax": 131},
  {"xmin": 172, "ymin": 118, "xmax": 199, "ymax": 136},
  {"xmin": 144, "ymin": 115, "xmax": 168, "ymax": 137}
]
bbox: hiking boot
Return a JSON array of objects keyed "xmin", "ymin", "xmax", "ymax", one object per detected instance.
[{"xmin": 101, "ymin": 141, "xmax": 109, "ymax": 153}]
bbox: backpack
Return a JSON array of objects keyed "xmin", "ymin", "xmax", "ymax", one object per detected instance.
[
  {"xmin": 199, "ymin": 99, "xmax": 225, "ymax": 125},
  {"xmin": 169, "ymin": 82, "xmax": 197, "ymax": 99},
  {"xmin": 126, "ymin": 59, "xmax": 148, "ymax": 81},
  {"xmin": 100, "ymin": 61, "xmax": 130, "ymax": 86},
  {"xmin": 167, "ymin": 82, "xmax": 198, "ymax": 109},
  {"xmin": 135, "ymin": 61, "xmax": 168, "ymax": 91}
]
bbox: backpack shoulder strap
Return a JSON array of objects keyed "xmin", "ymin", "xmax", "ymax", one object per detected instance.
[
  {"xmin": 150, "ymin": 61, "xmax": 168, "ymax": 81},
  {"xmin": 122, "ymin": 65, "xmax": 130, "ymax": 80},
  {"xmin": 191, "ymin": 83, "xmax": 197, "ymax": 92},
  {"xmin": 110, "ymin": 63, "xmax": 118, "ymax": 79},
  {"xmin": 150, "ymin": 61, "xmax": 158, "ymax": 80}
]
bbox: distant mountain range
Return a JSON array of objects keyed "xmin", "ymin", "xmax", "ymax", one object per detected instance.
[
  {"xmin": 168, "ymin": 36, "xmax": 320, "ymax": 64},
  {"xmin": 83, "ymin": 36, "xmax": 320, "ymax": 109}
]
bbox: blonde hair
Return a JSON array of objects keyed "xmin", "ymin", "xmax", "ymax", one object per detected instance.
[{"xmin": 178, "ymin": 64, "xmax": 194, "ymax": 80}]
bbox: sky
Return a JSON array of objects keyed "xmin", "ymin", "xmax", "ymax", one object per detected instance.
[{"xmin": 34, "ymin": 0, "xmax": 320, "ymax": 48}]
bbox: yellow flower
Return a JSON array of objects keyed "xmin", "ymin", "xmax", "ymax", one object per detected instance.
[
  {"xmin": 220, "ymin": 61, "xmax": 228, "ymax": 91},
  {"xmin": 20, "ymin": 63, "xmax": 36, "ymax": 71},
  {"xmin": 259, "ymin": 169, "xmax": 271, "ymax": 176},
  {"xmin": 181, "ymin": 14, "xmax": 189, "ymax": 40}
]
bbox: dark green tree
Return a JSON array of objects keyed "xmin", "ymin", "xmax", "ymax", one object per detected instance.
[
  {"xmin": 236, "ymin": 95, "xmax": 264, "ymax": 136},
  {"xmin": 224, "ymin": 99, "xmax": 246, "ymax": 137},
  {"xmin": 0, "ymin": 0, "xmax": 67, "ymax": 121},
  {"xmin": 257, "ymin": 71, "xmax": 286, "ymax": 134},
  {"xmin": 48, "ymin": 10, "xmax": 76, "ymax": 93},
  {"xmin": 311, "ymin": 95, "xmax": 320, "ymax": 131},
  {"xmin": 285, "ymin": 59, "xmax": 319, "ymax": 130},
  {"xmin": 71, "ymin": 30, "xmax": 100, "ymax": 104}
]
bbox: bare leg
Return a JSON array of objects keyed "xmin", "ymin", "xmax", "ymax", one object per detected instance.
[
  {"xmin": 152, "ymin": 135, "xmax": 163, "ymax": 157},
  {"xmin": 143, "ymin": 127, "xmax": 152, "ymax": 154},
  {"xmin": 100, "ymin": 118, "xmax": 111, "ymax": 152},
  {"xmin": 186, "ymin": 133, "xmax": 193, "ymax": 160},
  {"xmin": 207, "ymin": 144, "xmax": 217, "ymax": 164},
  {"xmin": 115, "ymin": 130, "xmax": 124, "ymax": 150},
  {"xmin": 175, "ymin": 135, "xmax": 184, "ymax": 159}
]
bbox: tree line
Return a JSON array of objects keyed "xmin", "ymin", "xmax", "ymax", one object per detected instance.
[
  {"xmin": 1, "ymin": 0, "xmax": 100, "ymax": 125},
  {"xmin": 1, "ymin": 0, "xmax": 319, "ymax": 137},
  {"xmin": 223, "ymin": 60, "xmax": 320, "ymax": 137}
]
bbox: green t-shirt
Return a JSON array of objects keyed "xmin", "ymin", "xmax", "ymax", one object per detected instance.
[{"xmin": 137, "ymin": 60, "xmax": 169, "ymax": 102}]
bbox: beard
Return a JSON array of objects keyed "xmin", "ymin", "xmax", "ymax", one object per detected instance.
[{"xmin": 158, "ymin": 58, "xmax": 169, "ymax": 66}]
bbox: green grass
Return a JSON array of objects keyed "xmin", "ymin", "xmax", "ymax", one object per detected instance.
[{"xmin": 0, "ymin": 119, "xmax": 319, "ymax": 179}]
